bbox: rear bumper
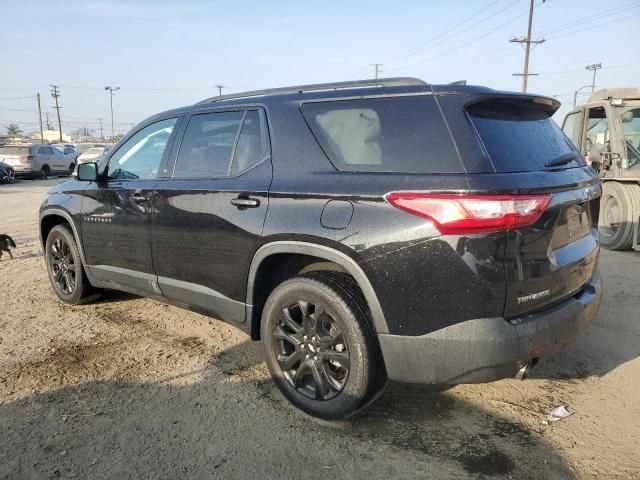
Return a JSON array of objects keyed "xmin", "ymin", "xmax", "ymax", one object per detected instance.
[{"xmin": 378, "ymin": 272, "xmax": 602, "ymax": 384}]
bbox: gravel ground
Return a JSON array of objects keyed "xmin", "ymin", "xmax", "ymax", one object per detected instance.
[{"xmin": 0, "ymin": 179, "xmax": 638, "ymax": 479}]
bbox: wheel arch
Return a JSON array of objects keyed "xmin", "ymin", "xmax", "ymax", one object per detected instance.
[
  {"xmin": 39, "ymin": 208, "xmax": 88, "ymax": 265},
  {"xmin": 246, "ymin": 241, "xmax": 388, "ymax": 340}
]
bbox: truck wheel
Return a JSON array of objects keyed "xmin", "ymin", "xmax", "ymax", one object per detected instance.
[
  {"xmin": 598, "ymin": 182, "xmax": 639, "ymax": 250},
  {"xmin": 261, "ymin": 271, "xmax": 386, "ymax": 419}
]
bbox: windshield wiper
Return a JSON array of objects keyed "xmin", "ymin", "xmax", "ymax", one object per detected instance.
[{"xmin": 545, "ymin": 152, "xmax": 578, "ymax": 168}]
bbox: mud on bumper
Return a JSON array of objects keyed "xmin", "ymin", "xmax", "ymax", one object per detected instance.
[{"xmin": 378, "ymin": 273, "xmax": 602, "ymax": 384}]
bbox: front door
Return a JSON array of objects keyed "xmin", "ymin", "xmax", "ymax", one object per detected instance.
[
  {"xmin": 80, "ymin": 116, "xmax": 180, "ymax": 296},
  {"xmin": 151, "ymin": 108, "xmax": 271, "ymax": 323}
]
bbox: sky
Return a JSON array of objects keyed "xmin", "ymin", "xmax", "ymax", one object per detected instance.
[{"xmin": 1, "ymin": 0, "xmax": 639, "ymax": 136}]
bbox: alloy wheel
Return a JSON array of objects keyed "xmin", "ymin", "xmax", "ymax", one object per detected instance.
[
  {"xmin": 49, "ymin": 236, "xmax": 77, "ymax": 295},
  {"xmin": 272, "ymin": 300, "xmax": 350, "ymax": 400}
]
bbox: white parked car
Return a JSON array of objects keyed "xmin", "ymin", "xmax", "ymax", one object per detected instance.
[{"xmin": 77, "ymin": 146, "xmax": 109, "ymax": 164}]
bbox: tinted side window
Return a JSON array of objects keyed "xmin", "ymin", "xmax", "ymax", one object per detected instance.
[
  {"xmin": 108, "ymin": 117, "xmax": 177, "ymax": 180},
  {"xmin": 302, "ymin": 96, "xmax": 462, "ymax": 173},
  {"xmin": 562, "ymin": 111, "xmax": 584, "ymax": 150},
  {"xmin": 173, "ymin": 111, "xmax": 244, "ymax": 178},
  {"xmin": 230, "ymin": 110, "xmax": 267, "ymax": 175},
  {"xmin": 37, "ymin": 146, "xmax": 50, "ymax": 155}
]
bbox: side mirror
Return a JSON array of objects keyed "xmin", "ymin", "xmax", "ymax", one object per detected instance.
[
  {"xmin": 621, "ymin": 111, "xmax": 633, "ymax": 123},
  {"xmin": 76, "ymin": 162, "xmax": 98, "ymax": 182}
]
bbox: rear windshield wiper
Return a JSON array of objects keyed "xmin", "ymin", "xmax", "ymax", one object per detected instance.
[{"xmin": 545, "ymin": 152, "xmax": 578, "ymax": 168}]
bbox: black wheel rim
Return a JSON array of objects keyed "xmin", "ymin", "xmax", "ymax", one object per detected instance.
[
  {"xmin": 600, "ymin": 194, "xmax": 620, "ymax": 238},
  {"xmin": 49, "ymin": 236, "xmax": 77, "ymax": 295},
  {"xmin": 6, "ymin": 169, "xmax": 15, "ymax": 183},
  {"xmin": 272, "ymin": 300, "xmax": 350, "ymax": 401}
]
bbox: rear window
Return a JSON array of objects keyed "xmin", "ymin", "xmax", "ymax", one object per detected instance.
[
  {"xmin": 0, "ymin": 146, "xmax": 30, "ymax": 155},
  {"xmin": 302, "ymin": 96, "xmax": 462, "ymax": 173},
  {"xmin": 468, "ymin": 101, "xmax": 584, "ymax": 172}
]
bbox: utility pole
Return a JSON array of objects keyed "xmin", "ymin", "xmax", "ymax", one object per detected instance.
[
  {"xmin": 50, "ymin": 84, "xmax": 63, "ymax": 142},
  {"xmin": 36, "ymin": 93, "xmax": 44, "ymax": 143},
  {"xmin": 585, "ymin": 63, "xmax": 602, "ymax": 93},
  {"xmin": 509, "ymin": 0, "xmax": 545, "ymax": 93},
  {"xmin": 215, "ymin": 85, "xmax": 224, "ymax": 96},
  {"xmin": 104, "ymin": 86, "xmax": 120, "ymax": 139},
  {"xmin": 98, "ymin": 118, "xmax": 104, "ymax": 142},
  {"xmin": 44, "ymin": 112, "xmax": 52, "ymax": 130},
  {"xmin": 370, "ymin": 63, "xmax": 382, "ymax": 79}
]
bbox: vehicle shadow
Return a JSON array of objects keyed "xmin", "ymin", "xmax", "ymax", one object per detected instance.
[
  {"xmin": 530, "ymin": 248, "xmax": 640, "ymax": 381},
  {"xmin": 0, "ymin": 337, "xmax": 577, "ymax": 480}
]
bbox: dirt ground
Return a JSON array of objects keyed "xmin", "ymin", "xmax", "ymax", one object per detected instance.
[{"xmin": 0, "ymin": 179, "xmax": 638, "ymax": 480}]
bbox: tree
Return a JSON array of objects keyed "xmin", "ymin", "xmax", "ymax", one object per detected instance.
[{"xmin": 5, "ymin": 124, "xmax": 23, "ymax": 138}]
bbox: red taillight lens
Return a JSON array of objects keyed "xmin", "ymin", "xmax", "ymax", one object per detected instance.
[
  {"xmin": 20, "ymin": 155, "xmax": 32, "ymax": 163},
  {"xmin": 386, "ymin": 193, "xmax": 552, "ymax": 234}
]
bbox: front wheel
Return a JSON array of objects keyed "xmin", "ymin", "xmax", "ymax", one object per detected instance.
[
  {"xmin": 261, "ymin": 271, "xmax": 386, "ymax": 419},
  {"xmin": 598, "ymin": 182, "xmax": 640, "ymax": 250},
  {"xmin": 2, "ymin": 168, "xmax": 15, "ymax": 184},
  {"xmin": 45, "ymin": 224, "xmax": 100, "ymax": 304}
]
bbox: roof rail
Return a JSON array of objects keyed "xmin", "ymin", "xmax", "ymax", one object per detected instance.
[{"xmin": 197, "ymin": 77, "xmax": 427, "ymax": 104}]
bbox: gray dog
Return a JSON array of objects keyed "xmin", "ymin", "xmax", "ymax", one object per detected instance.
[{"xmin": 0, "ymin": 234, "xmax": 16, "ymax": 259}]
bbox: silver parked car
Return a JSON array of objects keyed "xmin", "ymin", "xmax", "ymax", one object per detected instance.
[
  {"xmin": 77, "ymin": 146, "xmax": 109, "ymax": 164},
  {"xmin": 0, "ymin": 144, "xmax": 76, "ymax": 179}
]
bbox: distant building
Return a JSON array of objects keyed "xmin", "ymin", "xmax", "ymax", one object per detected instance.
[{"xmin": 31, "ymin": 130, "xmax": 71, "ymax": 142}]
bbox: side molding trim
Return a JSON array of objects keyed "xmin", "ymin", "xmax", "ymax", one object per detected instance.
[{"xmin": 247, "ymin": 241, "xmax": 389, "ymax": 334}]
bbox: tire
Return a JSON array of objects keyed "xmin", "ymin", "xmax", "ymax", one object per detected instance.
[
  {"xmin": 598, "ymin": 182, "xmax": 639, "ymax": 250},
  {"xmin": 261, "ymin": 271, "xmax": 386, "ymax": 419},
  {"xmin": 68, "ymin": 163, "xmax": 76, "ymax": 175},
  {"xmin": 45, "ymin": 224, "xmax": 100, "ymax": 304},
  {"xmin": 39, "ymin": 165, "xmax": 50, "ymax": 180}
]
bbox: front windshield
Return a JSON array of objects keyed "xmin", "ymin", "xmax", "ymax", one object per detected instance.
[{"xmin": 621, "ymin": 107, "xmax": 640, "ymax": 168}]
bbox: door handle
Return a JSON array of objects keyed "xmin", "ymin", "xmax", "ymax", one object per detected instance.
[
  {"xmin": 131, "ymin": 193, "xmax": 150, "ymax": 203},
  {"xmin": 231, "ymin": 197, "xmax": 260, "ymax": 209}
]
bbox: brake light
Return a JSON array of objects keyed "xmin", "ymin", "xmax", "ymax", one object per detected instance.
[
  {"xmin": 20, "ymin": 155, "xmax": 33, "ymax": 163},
  {"xmin": 386, "ymin": 193, "xmax": 552, "ymax": 234}
]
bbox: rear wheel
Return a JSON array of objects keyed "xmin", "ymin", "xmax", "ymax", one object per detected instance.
[
  {"xmin": 261, "ymin": 271, "xmax": 386, "ymax": 419},
  {"xmin": 39, "ymin": 165, "xmax": 50, "ymax": 180},
  {"xmin": 68, "ymin": 163, "xmax": 76, "ymax": 175},
  {"xmin": 599, "ymin": 182, "xmax": 640, "ymax": 250},
  {"xmin": 45, "ymin": 224, "xmax": 100, "ymax": 304}
]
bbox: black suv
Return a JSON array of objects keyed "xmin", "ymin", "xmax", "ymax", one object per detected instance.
[{"xmin": 40, "ymin": 78, "xmax": 602, "ymax": 419}]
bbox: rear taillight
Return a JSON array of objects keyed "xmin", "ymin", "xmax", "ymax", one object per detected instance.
[
  {"xmin": 386, "ymin": 193, "xmax": 552, "ymax": 234},
  {"xmin": 20, "ymin": 155, "xmax": 33, "ymax": 163}
]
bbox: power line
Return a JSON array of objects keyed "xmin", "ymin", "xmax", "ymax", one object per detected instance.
[
  {"xmin": 384, "ymin": 1, "xmax": 541, "ymax": 72},
  {"xmin": 381, "ymin": 0, "xmax": 514, "ymax": 65},
  {"xmin": 535, "ymin": 2, "xmax": 640, "ymax": 36},
  {"xmin": 546, "ymin": 11, "xmax": 640, "ymax": 41},
  {"xmin": 0, "ymin": 95, "xmax": 36, "ymax": 101}
]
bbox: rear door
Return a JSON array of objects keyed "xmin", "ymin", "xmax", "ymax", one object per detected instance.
[
  {"xmin": 464, "ymin": 97, "xmax": 600, "ymax": 317},
  {"xmin": 151, "ymin": 108, "xmax": 271, "ymax": 323}
]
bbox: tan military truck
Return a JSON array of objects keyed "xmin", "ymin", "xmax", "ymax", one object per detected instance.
[{"xmin": 562, "ymin": 88, "xmax": 640, "ymax": 250}]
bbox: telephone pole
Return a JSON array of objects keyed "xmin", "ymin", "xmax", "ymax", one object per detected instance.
[
  {"xmin": 104, "ymin": 86, "xmax": 120, "ymax": 139},
  {"xmin": 215, "ymin": 85, "xmax": 224, "ymax": 96},
  {"xmin": 50, "ymin": 84, "xmax": 63, "ymax": 142},
  {"xmin": 370, "ymin": 63, "xmax": 382, "ymax": 79},
  {"xmin": 36, "ymin": 93, "xmax": 44, "ymax": 143},
  {"xmin": 510, "ymin": 0, "xmax": 545, "ymax": 93},
  {"xmin": 44, "ymin": 112, "xmax": 52, "ymax": 130},
  {"xmin": 98, "ymin": 118, "xmax": 104, "ymax": 142},
  {"xmin": 585, "ymin": 63, "xmax": 602, "ymax": 93}
]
